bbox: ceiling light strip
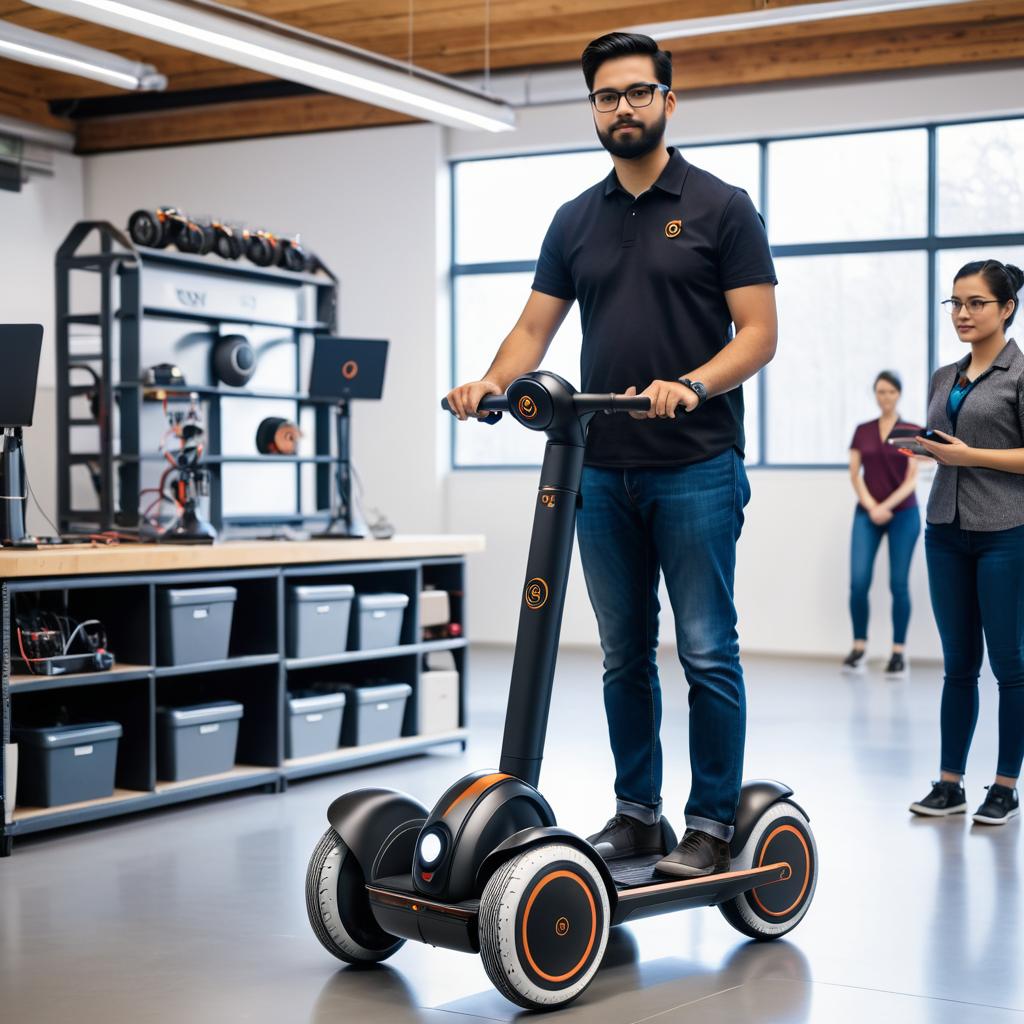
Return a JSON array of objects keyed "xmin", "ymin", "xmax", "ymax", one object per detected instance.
[{"xmin": 27, "ymin": 0, "xmax": 515, "ymax": 132}]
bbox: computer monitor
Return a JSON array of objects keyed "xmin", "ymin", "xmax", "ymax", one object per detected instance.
[
  {"xmin": 0, "ymin": 324, "xmax": 43, "ymax": 428},
  {"xmin": 310, "ymin": 336, "xmax": 388, "ymax": 402}
]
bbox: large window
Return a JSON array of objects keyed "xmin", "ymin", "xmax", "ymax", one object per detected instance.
[{"xmin": 452, "ymin": 118, "xmax": 1024, "ymax": 468}]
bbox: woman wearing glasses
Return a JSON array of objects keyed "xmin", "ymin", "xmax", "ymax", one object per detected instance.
[
  {"xmin": 910, "ymin": 259, "xmax": 1024, "ymax": 826},
  {"xmin": 843, "ymin": 371, "xmax": 922, "ymax": 679}
]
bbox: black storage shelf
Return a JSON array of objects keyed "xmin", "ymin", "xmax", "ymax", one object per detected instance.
[
  {"xmin": 55, "ymin": 220, "xmax": 342, "ymax": 537},
  {"xmin": 1, "ymin": 554, "xmax": 471, "ymax": 855}
]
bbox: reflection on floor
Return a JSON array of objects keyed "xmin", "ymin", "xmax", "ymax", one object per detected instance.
[{"xmin": 2, "ymin": 647, "xmax": 1020, "ymax": 1023}]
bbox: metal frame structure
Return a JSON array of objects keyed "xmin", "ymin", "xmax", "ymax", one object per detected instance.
[
  {"xmin": 55, "ymin": 221, "xmax": 346, "ymax": 536},
  {"xmin": 450, "ymin": 115, "xmax": 1024, "ymax": 470},
  {"xmin": 0, "ymin": 554, "xmax": 469, "ymax": 856}
]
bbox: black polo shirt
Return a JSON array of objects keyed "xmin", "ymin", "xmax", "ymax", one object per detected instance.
[{"xmin": 532, "ymin": 147, "xmax": 776, "ymax": 467}]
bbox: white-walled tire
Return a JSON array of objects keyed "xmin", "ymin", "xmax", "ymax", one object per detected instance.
[
  {"xmin": 305, "ymin": 828, "xmax": 404, "ymax": 964},
  {"xmin": 478, "ymin": 843, "xmax": 611, "ymax": 1010},
  {"xmin": 719, "ymin": 801, "xmax": 817, "ymax": 940}
]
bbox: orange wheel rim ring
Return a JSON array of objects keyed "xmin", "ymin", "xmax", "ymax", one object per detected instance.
[
  {"xmin": 521, "ymin": 870, "xmax": 597, "ymax": 983},
  {"xmin": 752, "ymin": 824, "xmax": 810, "ymax": 918}
]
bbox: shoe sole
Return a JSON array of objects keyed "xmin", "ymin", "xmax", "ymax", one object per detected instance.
[
  {"xmin": 885, "ymin": 670, "xmax": 908, "ymax": 680},
  {"xmin": 972, "ymin": 808, "xmax": 1020, "ymax": 826},
  {"xmin": 841, "ymin": 664, "xmax": 866, "ymax": 675},
  {"xmin": 653, "ymin": 858, "xmax": 727, "ymax": 879},
  {"xmin": 590, "ymin": 842, "xmax": 665, "ymax": 862},
  {"xmin": 909, "ymin": 802, "xmax": 967, "ymax": 817}
]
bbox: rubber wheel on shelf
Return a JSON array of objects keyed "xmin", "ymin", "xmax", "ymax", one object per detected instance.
[
  {"xmin": 305, "ymin": 827, "xmax": 404, "ymax": 964},
  {"xmin": 478, "ymin": 842, "xmax": 610, "ymax": 1010},
  {"xmin": 128, "ymin": 209, "xmax": 168, "ymax": 248},
  {"xmin": 718, "ymin": 800, "xmax": 818, "ymax": 941}
]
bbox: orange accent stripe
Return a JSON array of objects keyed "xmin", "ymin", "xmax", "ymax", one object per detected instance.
[
  {"xmin": 619, "ymin": 861, "xmax": 789, "ymax": 898},
  {"xmin": 522, "ymin": 870, "xmax": 597, "ymax": 984},
  {"xmin": 752, "ymin": 825, "xmax": 811, "ymax": 918},
  {"xmin": 443, "ymin": 773, "xmax": 511, "ymax": 818}
]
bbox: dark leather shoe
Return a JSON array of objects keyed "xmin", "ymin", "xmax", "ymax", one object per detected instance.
[
  {"xmin": 654, "ymin": 828, "xmax": 730, "ymax": 879},
  {"xmin": 586, "ymin": 814, "xmax": 664, "ymax": 861}
]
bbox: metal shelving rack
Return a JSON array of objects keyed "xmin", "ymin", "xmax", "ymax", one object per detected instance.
[
  {"xmin": 1, "ymin": 554, "xmax": 470, "ymax": 857},
  {"xmin": 55, "ymin": 221, "xmax": 341, "ymax": 536}
]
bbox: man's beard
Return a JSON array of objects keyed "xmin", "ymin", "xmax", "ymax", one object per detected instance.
[{"xmin": 596, "ymin": 112, "xmax": 666, "ymax": 159}]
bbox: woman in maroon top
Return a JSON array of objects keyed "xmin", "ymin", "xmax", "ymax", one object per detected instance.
[{"xmin": 843, "ymin": 370, "xmax": 922, "ymax": 678}]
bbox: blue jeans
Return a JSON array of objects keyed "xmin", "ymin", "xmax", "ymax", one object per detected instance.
[
  {"xmin": 576, "ymin": 449, "xmax": 751, "ymax": 841},
  {"xmin": 926, "ymin": 521, "xmax": 1024, "ymax": 780},
  {"xmin": 849, "ymin": 505, "xmax": 921, "ymax": 645}
]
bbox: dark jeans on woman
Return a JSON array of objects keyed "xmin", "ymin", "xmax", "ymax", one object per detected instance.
[
  {"xmin": 925, "ymin": 520, "xmax": 1024, "ymax": 780},
  {"xmin": 849, "ymin": 505, "xmax": 921, "ymax": 644},
  {"xmin": 576, "ymin": 449, "xmax": 750, "ymax": 842}
]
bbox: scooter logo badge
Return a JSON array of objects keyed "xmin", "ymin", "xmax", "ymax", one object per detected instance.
[
  {"xmin": 540, "ymin": 493, "xmax": 556, "ymax": 509},
  {"xmin": 524, "ymin": 577, "xmax": 548, "ymax": 610},
  {"xmin": 555, "ymin": 917, "xmax": 569, "ymax": 936},
  {"xmin": 665, "ymin": 219, "xmax": 682, "ymax": 238},
  {"xmin": 518, "ymin": 395, "xmax": 538, "ymax": 419},
  {"xmin": 341, "ymin": 360, "xmax": 359, "ymax": 380}
]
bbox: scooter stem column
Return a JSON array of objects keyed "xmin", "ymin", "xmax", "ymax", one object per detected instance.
[{"xmin": 499, "ymin": 440, "xmax": 584, "ymax": 788}]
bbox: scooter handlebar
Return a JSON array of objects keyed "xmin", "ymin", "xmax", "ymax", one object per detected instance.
[
  {"xmin": 442, "ymin": 393, "xmax": 668, "ymax": 421},
  {"xmin": 441, "ymin": 396, "xmax": 509, "ymax": 414}
]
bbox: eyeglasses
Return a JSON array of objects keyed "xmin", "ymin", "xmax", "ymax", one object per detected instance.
[
  {"xmin": 588, "ymin": 82, "xmax": 669, "ymax": 113},
  {"xmin": 942, "ymin": 298, "xmax": 1002, "ymax": 314}
]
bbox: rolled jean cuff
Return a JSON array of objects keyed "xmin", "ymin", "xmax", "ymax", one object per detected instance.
[
  {"xmin": 685, "ymin": 814, "xmax": 735, "ymax": 842},
  {"xmin": 616, "ymin": 798, "xmax": 662, "ymax": 826}
]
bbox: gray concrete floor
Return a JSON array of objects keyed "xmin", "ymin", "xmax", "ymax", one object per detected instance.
[{"xmin": 2, "ymin": 646, "xmax": 1021, "ymax": 1023}]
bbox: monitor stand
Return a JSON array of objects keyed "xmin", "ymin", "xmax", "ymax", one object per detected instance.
[{"xmin": 314, "ymin": 401, "xmax": 367, "ymax": 539}]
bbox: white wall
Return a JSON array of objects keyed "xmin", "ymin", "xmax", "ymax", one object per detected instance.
[
  {"xmin": 444, "ymin": 63, "xmax": 1024, "ymax": 659},
  {"xmin": 2, "ymin": 151, "xmax": 85, "ymax": 534},
  {"xmin": 83, "ymin": 123, "xmax": 450, "ymax": 534}
]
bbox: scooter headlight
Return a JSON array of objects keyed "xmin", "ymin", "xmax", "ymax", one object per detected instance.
[{"xmin": 418, "ymin": 828, "xmax": 446, "ymax": 866}]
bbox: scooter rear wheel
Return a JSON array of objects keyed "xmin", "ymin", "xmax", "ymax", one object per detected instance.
[
  {"xmin": 718, "ymin": 800, "xmax": 817, "ymax": 940},
  {"xmin": 479, "ymin": 842, "xmax": 610, "ymax": 1010},
  {"xmin": 305, "ymin": 827, "xmax": 404, "ymax": 964}
]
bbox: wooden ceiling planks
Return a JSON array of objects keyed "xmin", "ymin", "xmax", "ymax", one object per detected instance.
[{"xmin": 0, "ymin": 0, "xmax": 1021, "ymax": 150}]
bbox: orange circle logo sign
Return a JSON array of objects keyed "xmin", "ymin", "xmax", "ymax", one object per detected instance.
[
  {"xmin": 518, "ymin": 395, "xmax": 538, "ymax": 419},
  {"xmin": 341, "ymin": 360, "xmax": 359, "ymax": 380},
  {"xmin": 555, "ymin": 917, "xmax": 569, "ymax": 936},
  {"xmin": 665, "ymin": 219, "xmax": 682, "ymax": 238},
  {"xmin": 524, "ymin": 577, "xmax": 549, "ymax": 610}
]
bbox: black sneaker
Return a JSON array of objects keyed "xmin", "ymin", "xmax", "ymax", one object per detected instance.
[
  {"xmin": 909, "ymin": 780, "xmax": 967, "ymax": 817},
  {"xmin": 654, "ymin": 828, "xmax": 730, "ymax": 879},
  {"xmin": 972, "ymin": 784, "xmax": 1020, "ymax": 826},
  {"xmin": 586, "ymin": 814, "xmax": 664, "ymax": 861},
  {"xmin": 885, "ymin": 653, "xmax": 908, "ymax": 679},
  {"xmin": 842, "ymin": 648, "xmax": 866, "ymax": 674}
]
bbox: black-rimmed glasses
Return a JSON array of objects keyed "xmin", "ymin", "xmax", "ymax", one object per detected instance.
[
  {"xmin": 941, "ymin": 298, "xmax": 1003, "ymax": 314},
  {"xmin": 588, "ymin": 82, "xmax": 669, "ymax": 113}
]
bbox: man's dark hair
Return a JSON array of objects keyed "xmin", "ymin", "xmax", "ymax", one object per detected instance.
[
  {"xmin": 954, "ymin": 259, "xmax": 1024, "ymax": 327},
  {"xmin": 874, "ymin": 370, "xmax": 902, "ymax": 393},
  {"xmin": 581, "ymin": 32, "xmax": 672, "ymax": 91}
]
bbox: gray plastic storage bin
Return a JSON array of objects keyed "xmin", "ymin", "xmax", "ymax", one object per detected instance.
[
  {"xmin": 286, "ymin": 584, "xmax": 355, "ymax": 659},
  {"xmin": 10, "ymin": 722, "xmax": 122, "ymax": 807},
  {"xmin": 158, "ymin": 586, "xmax": 237, "ymax": 665},
  {"xmin": 286, "ymin": 691, "xmax": 346, "ymax": 759},
  {"xmin": 355, "ymin": 593, "xmax": 409, "ymax": 649},
  {"xmin": 157, "ymin": 701, "xmax": 243, "ymax": 781},
  {"xmin": 418, "ymin": 670, "xmax": 460, "ymax": 734},
  {"xmin": 340, "ymin": 683, "xmax": 411, "ymax": 746}
]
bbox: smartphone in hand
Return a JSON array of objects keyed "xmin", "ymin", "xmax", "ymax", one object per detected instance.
[{"xmin": 885, "ymin": 427, "xmax": 951, "ymax": 457}]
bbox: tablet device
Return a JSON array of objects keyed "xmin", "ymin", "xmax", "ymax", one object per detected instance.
[{"xmin": 310, "ymin": 336, "xmax": 388, "ymax": 401}]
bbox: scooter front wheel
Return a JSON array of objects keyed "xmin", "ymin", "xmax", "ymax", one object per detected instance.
[
  {"xmin": 305, "ymin": 827, "xmax": 404, "ymax": 964},
  {"xmin": 718, "ymin": 800, "xmax": 817, "ymax": 940},
  {"xmin": 478, "ymin": 842, "xmax": 610, "ymax": 1010}
]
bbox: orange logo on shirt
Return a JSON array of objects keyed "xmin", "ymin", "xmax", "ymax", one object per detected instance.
[{"xmin": 665, "ymin": 219, "xmax": 682, "ymax": 238}]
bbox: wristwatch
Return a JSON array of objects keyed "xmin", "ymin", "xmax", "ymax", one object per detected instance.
[{"xmin": 677, "ymin": 377, "xmax": 707, "ymax": 412}]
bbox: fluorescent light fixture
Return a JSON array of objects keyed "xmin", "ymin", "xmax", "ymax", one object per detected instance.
[
  {"xmin": 27, "ymin": 0, "xmax": 516, "ymax": 132},
  {"xmin": 629, "ymin": 0, "xmax": 977, "ymax": 40},
  {"xmin": 0, "ymin": 18, "xmax": 165, "ymax": 90}
]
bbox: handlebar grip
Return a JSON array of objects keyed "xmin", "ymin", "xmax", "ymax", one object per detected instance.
[{"xmin": 441, "ymin": 394, "xmax": 508, "ymax": 425}]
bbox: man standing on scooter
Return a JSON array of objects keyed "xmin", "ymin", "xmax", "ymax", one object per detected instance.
[{"xmin": 446, "ymin": 32, "xmax": 778, "ymax": 878}]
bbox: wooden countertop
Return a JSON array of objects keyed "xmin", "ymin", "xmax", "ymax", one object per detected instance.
[{"xmin": 0, "ymin": 534, "xmax": 485, "ymax": 579}]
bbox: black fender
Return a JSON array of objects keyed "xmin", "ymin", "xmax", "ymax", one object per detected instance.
[
  {"xmin": 475, "ymin": 826, "xmax": 618, "ymax": 911},
  {"xmin": 731, "ymin": 780, "xmax": 807, "ymax": 857},
  {"xmin": 327, "ymin": 788, "xmax": 429, "ymax": 881},
  {"xmin": 413, "ymin": 770, "xmax": 556, "ymax": 902}
]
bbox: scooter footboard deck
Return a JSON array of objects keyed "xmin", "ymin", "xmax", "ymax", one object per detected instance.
[{"xmin": 611, "ymin": 862, "xmax": 791, "ymax": 926}]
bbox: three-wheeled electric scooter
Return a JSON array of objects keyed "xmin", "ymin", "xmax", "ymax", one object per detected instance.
[{"xmin": 305, "ymin": 371, "xmax": 817, "ymax": 1010}]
